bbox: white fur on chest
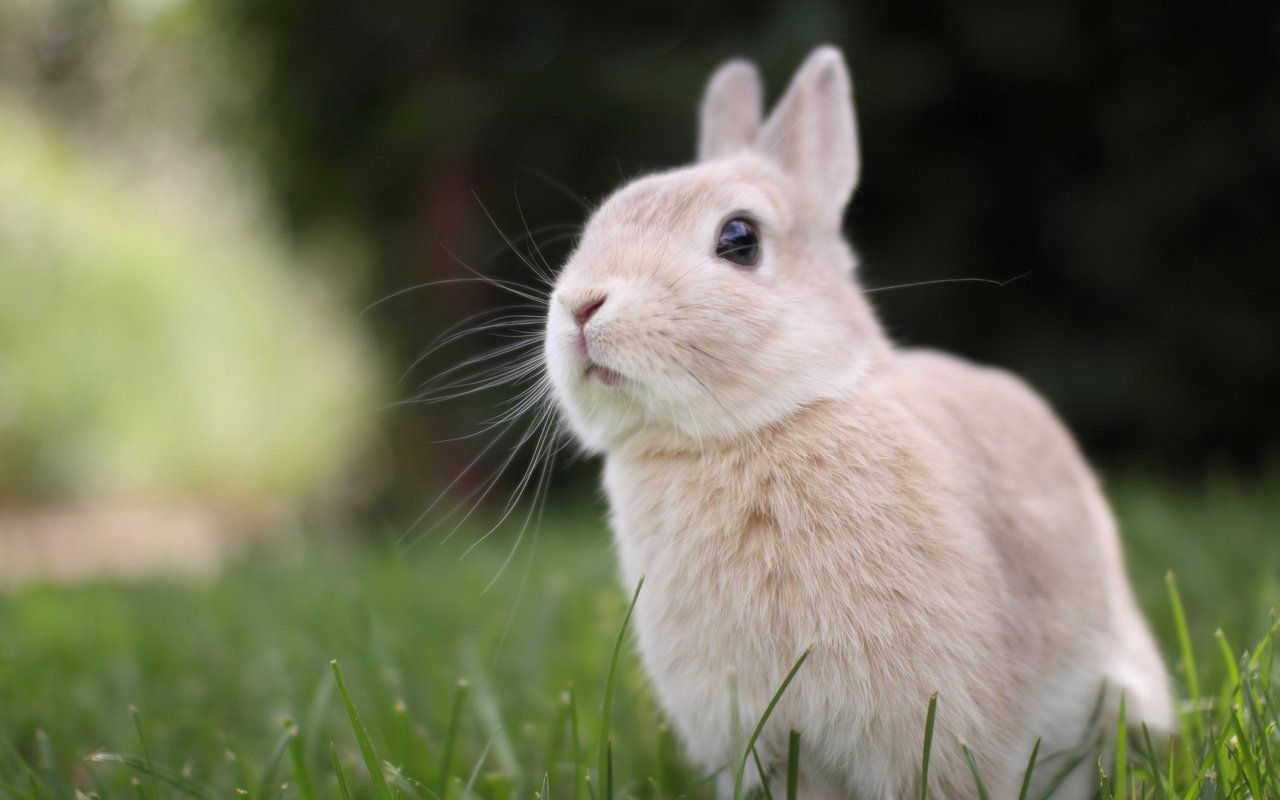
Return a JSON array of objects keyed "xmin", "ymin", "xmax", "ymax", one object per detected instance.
[{"xmin": 598, "ymin": 433, "xmax": 1013, "ymax": 797}]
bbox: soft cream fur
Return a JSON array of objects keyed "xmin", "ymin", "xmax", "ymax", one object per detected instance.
[{"xmin": 543, "ymin": 46, "xmax": 1173, "ymax": 799}]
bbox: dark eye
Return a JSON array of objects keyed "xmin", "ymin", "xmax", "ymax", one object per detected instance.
[{"xmin": 715, "ymin": 217, "xmax": 760, "ymax": 268}]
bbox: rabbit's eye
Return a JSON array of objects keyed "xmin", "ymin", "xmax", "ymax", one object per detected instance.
[{"xmin": 715, "ymin": 217, "xmax": 760, "ymax": 268}]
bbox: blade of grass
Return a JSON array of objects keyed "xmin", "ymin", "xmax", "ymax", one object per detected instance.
[
  {"xmin": 786, "ymin": 731, "xmax": 800, "ymax": 800},
  {"xmin": 85, "ymin": 752, "xmax": 213, "ymax": 800},
  {"xmin": 598, "ymin": 578, "xmax": 643, "ymax": 798},
  {"xmin": 545, "ymin": 691, "xmax": 571, "ymax": 792},
  {"xmin": 0, "ymin": 779, "xmax": 35, "ymax": 800},
  {"xmin": 1215, "ymin": 629, "xmax": 1242, "ymax": 708},
  {"xmin": 331, "ymin": 659, "xmax": 394, "ymax": 800},
  {"xmin": 25, "ymin": 772, "xmax": 45, "ymax": 800},
  {"xmin": 1135, "ymin": 724, "xmax": 1169, "ymax": 797},
  {"xmin": 1180, "ymin": 721, "xmax": 1232, "ymax": 800},
  {"xmin": 285, "ymin": 720, "xmax": 317, "ymax": 800},
  {"xmin": 1097, "ymin": 758, "xmax": 1112, "ymax": 799},
  {"xmin": 961, "ymin": 743, "xmax": 991, "ymax": 800},
  {"xmin": 567, "ymin": 684, "xmax": 585, "ymax": 800},
  {"xmin": 32, "ymin": 730, "xmax": 65, "ymax": 800},
  {"xmin": 728, "ymin": 668, "xmax": 743, "ymax": 800},
  {"xmin": 1113, "ymin": 693, "xmax": 1127, "ymax": 800},
  {"xmin": 223, "ymin": 736, "xmax": 257, "ymax": 795},
  {"xmin": 656, "ymin": 724, "xmax": 679, "ymax": 799},
  {"xmin": 920, "ymin": 693, "xmax": 938, "ymax": 800},
  {"xmin": 129, "ymin": 706, "xmax": 159, "ymax": 800},
  {"xmin": 1240, "ymin": 677, "xmax": 1277, "ymax": 795},
  {"xmin": 461, "ymin": 728, "xmax": 500, "ymax": 800},
  {"xmin": 256, "ymin": 721, "xmax": 297, "ymax": 800},
  {"xmin": 1017, "ymin": 738, "xmax": 1041, "ymax": 800},
  {"xmin": 733, "ymin": 648, "xmax": 811, "ymax": 799},
  {"xmin": 605, "ymin": 740, "xmax": 613, "ymax": 800},
  {"xmin": 1166, "ymin": 572, "xmax": 1203, "ymax": 744},
  {"xmin": 387, "ymin": 766, "xmax": 434, "ymax": 800},
  {"xmin": 302, "ymin": 671, "xmax": 336, "ymax": 759},
  {"xmin": 751, "ymin": 749, "xmax": 774, "ymax": 800},
  {"xmin": 438, "ymin": 679, "xmax": 470, "ymax": 800},
  {"xmin": 1227, "ymin": 707, "xmax": 1263, "ymax": 798},
  {"xmin": 459, "ymin": 647, "xmax": 519, "ymax": 778},
  {"xmin": 331, "ymin": 742, "xmax": 354, "ymax": 800}
]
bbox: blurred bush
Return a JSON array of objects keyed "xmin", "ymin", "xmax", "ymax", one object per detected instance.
[{"xmin": 0, "ymin": 93, "xmax": 381, "ymax": 509}]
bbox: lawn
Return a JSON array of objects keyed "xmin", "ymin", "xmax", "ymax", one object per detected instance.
[{"xmin": 1, "ymin": 473, "xmax": 1277, "ymax": 799}]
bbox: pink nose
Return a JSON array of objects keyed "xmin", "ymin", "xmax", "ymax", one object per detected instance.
[{"xmin": 572, "ymin": 296, "xmax": 606, "ymax": 329}]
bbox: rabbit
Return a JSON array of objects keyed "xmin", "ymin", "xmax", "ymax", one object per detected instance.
[{"xmin": 541, "ymin": 46, "xmax": 1174, "ymax": 799}]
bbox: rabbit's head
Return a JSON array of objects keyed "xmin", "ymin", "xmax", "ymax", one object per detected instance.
[{"xmin": 546, "ymin": 47, "xmax": 890, "ymax": 451}]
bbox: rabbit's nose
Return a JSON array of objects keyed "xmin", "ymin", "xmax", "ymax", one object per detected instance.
[{"xmin": 571, "ymin": 296, "xmax": 607, "ymax": 329}]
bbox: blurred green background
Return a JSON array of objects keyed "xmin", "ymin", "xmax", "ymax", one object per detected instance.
[{"xmin": 0, "ymin": 0, "xmax": 1276, "ymax": 531}]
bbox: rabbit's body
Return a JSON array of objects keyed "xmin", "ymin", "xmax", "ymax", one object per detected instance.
[
  {"xmin": 542, "ymin": 46, "xmax": 1172, "ymax": 798},
  {"xmin": 606, "ymin": 349, "xmax": 1168, "ymax": 798}
]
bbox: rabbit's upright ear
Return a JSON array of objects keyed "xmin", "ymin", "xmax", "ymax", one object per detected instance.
[
  {"xmin": 756, "ymin": 47, "xmax": 860, "ymax": 230},
  {"xmin": 698, "ymin": 59, "xmax": 764, "ymax": 162}
]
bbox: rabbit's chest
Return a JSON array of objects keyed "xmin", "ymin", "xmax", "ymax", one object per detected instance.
[{"xmin": 602, "ymin": 448, "xmax": 860, "ymax": 697}]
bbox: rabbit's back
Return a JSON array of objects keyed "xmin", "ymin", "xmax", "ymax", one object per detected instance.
[{"xmin": 889, "ymin": 349, "xmax": 1174, "ymax": 753}]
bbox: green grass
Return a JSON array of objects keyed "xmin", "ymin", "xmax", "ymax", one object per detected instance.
[{"xmin": 1, "ymin": 474, "xmax": 1277, "ymax": 799}]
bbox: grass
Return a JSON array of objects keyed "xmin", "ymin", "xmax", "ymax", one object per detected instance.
[{"xmin": 0, "ymin": 473, "xmax": 1277, "ymax": 799}]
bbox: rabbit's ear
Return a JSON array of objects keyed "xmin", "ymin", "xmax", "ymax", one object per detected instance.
[
  {"xmin": 756, "ymin": 47, "xmax": 860, "ymax": 229},
  {"xmin": 698, "ymin": 59, "xmax": 764, "ymax": 162}
]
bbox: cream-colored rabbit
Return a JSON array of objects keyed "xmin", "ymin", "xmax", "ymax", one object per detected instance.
[{"xmin": 543, "ymin": 46, "xmax": 1173, "ymax": 799}]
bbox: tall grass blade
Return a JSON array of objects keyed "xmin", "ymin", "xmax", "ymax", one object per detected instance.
[
  {"xmin": 32, "ymin": 730, "xmax": 65, "ymax": 800},
  {"xmin": 85, "ymin": 752, "xmax": 213, "ymax": 800},
  {"xmin": 256, "ymin": 722, "xmax": 296, "ymax": 800},
  {"xmin": 750, "ymin": 749, "xmax": 774, "ymax": 800},
  {"xmin": 1113, "ymin": 693, "xmax": 1127, "ymax": 800},
  {"xmin": 1166, "ymin": 572, "xmax": 1203, "ymax": 743},
  {"xmin": 786, "ymin": 731, "xmax": 800, "ymax": 800},
  {"xmin": 733, "ymin": 649, "xmax": 811, "ymax": 799},
  {"xmin": 1227, "ymin": 707, "xmax": 1263, "ymax": 798},
  {"xmin": 461, "ymin": 728, "xmax": 500, "ymax": 800},
  {"xmin": 920, "ymin": 693, "xmax": 938, "ymax": 800},
  {"xmin": 961, "ymin": 744, "xmax": 991, "ymax": 800},
  {"xmin": 285, "ymin": 721, "xmax": 317, "ymax": 800},
  {"xmin": 301, "ymin": 672, "xmax": 336, "ymax": 759},
  {"xmin": 545, "ymin": 691, "xmax": 572, "ymax": 792},
  {"xmin": 331, "ymin": 742, "xmax": 354, "ymax": 800},
  {"xmin": 1135, "ymin": 724, "xmax": 1169, "ymax": 797},
  {"xmin": 1017, "ymin": 738, "xmax": 1041, "ymax": 800},
  {"xmin": 605, "ymin": 740, "xmax": 613, "ymax": 800},
  {"xmin": 729, "ymin": 668, "xmax": 744, "ymax": 800},
  {"xmin": 1214, "ymin": 629, "xmax": 1242, "ymax": 708},
  {"xmin": 128, "ymin": 707, "xmax": 159, "ymax": 800},
  {"xmin": 567, "ymin": 684, "xmax": 586, "ymax": 800},
  {"xmin": 0, "ymin": 778, "xmax": 35, "ymax": 800},
  {"xmin": 330, "ymin": 659, "xmax": 394, "ymax": 800},
  {"xmin": 439, "ymin": 679, "xmax": 470, "ymax": 800},
  {"xmin": 598, "ymin": 578, "xmax": 643, "ymax": 799},
  {"xmin": 459, "ymin": 648, "xmax": 520, "ymax": 778}
]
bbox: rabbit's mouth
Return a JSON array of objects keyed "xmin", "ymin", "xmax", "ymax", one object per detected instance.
[{"xmin": 585, "ymin": 362, "xmax": 625, "ymax": 386}]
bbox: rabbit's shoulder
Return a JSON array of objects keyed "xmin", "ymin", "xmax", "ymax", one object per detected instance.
[
  {"xmin": 885, "ymin": 348, "xmax": 1092, "ymax": 490},
  {"xmin": 884, "ymin": 349, "xmax": 1117, "ymax": 609}
]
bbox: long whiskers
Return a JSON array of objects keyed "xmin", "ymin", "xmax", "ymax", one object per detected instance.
[
  {"xmin": 862, "ymin": 270, "xmax": 1032, "ymax": 295},
  {"xmin": 395, "ymin": 191, "xmax": 581, "ymax": 658}
]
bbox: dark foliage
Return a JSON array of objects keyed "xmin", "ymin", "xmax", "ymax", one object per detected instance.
[{"xmin": 210, "ymin": 0, "xmax": 1279, "ymax": 492}]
